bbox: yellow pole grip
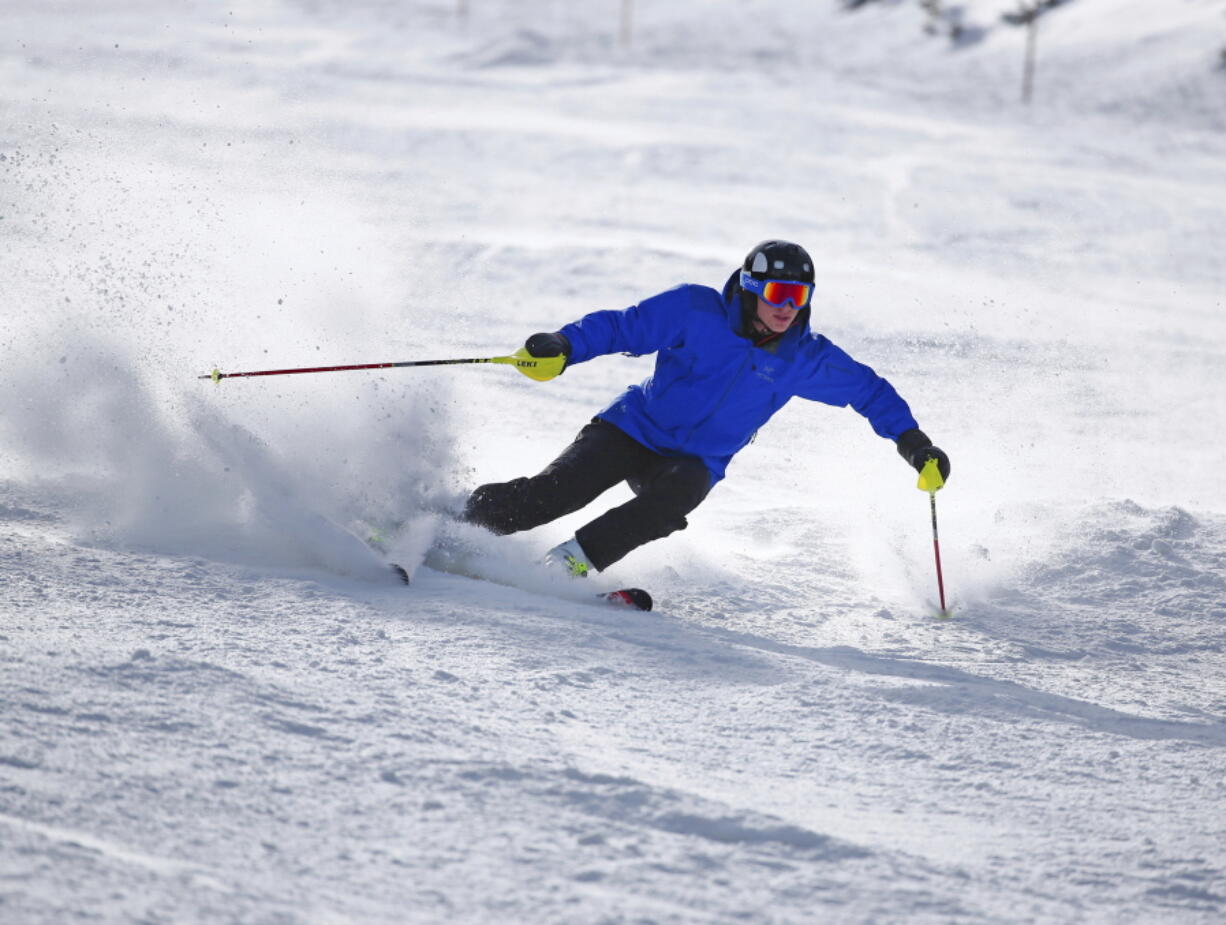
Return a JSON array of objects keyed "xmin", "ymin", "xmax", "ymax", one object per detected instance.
[
  {"xmin": 492, "ymin": 348, "xmax": 567, "ymax": 382},
  {"xmin": 917, "ymin": 456, "xmax": 945, "ymax": 493}
]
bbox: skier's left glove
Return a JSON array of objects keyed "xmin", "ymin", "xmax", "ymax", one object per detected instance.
[
  {"xmin": 525, "ymin": 332, "xmax": 572, "ymax": 374},
  {"xmin": 896, "ymin": 428, "xmax": 951, "ymax": 483}
]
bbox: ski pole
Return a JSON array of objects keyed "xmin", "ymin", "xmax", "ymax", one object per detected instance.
[
  {"xmin": 916, "ymin": 456, "xmax": 948, "ymax": 616},
  {"xmin": 198, "ymin": 348, "xmax": 566, "ymax": 383}
]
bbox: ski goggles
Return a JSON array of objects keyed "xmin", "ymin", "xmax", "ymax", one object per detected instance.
[{"xmin": 739, "ymin": 271, "xmax": 812, "ymax": 309}]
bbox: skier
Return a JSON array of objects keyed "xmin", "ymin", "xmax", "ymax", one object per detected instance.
[{"xmin": 463, "ymin": 240, "xmax": 950, "ymax": 579}]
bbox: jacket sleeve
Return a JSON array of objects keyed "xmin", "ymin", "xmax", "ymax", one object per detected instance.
[
  {"xmin": 797, "ymin": 341, "xmax": 919, "ymax": 440},
  {"xmin": 557, "ymin": 285, "xmax": 692, "ymax": 365}
]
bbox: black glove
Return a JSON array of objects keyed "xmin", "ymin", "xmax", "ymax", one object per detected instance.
[
  {"xmin": 525, "ymin": 331, "xmax": 571, "ymax": 358},
  {"xmin": 896, "ymin": 428, "xmax": 951, "ymax": 483},
  {"xmin": 524, "ymin": 331, "xmax": 571, "ymax": 375}
]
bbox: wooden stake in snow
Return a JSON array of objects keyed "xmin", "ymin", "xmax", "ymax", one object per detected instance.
[
  {"xmin": 1009, "ymin": 0, "xmax": 1075, "ymax": 104},
  {"xmin": 1022, "ymin": 7, "xmax": 1039, "ymax": 104}
]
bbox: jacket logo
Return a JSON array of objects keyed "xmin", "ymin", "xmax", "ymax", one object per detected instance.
[{"xmin": 755, "ymin": 363, "xmax": 778, "ymax": 383}]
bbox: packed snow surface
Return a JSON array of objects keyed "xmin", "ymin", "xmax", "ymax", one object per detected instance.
[{"xmin": 3, "ymin": 1, "xmax": 1226, "ymax": 921}]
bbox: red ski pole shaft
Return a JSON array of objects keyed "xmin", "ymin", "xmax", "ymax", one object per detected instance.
[
  {"xmin": 929, "ymin": 490, "xmax": 947, "ymax": 613},
  {"xmin": 198, "ymin": 357, "xmax": 496, "ymax": 382}
]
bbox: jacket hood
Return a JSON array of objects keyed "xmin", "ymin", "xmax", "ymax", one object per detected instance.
[{"xmin": 721, "ymin": 269, "xmax": 813, "ymax": 342}]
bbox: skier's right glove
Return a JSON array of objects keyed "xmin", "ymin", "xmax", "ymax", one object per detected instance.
[
  {"xmin": 896, "ymin": 428, "xmax": 951, "ymax": 483},
  {"xmin": 525, "ymin": 332, "xmax": 572, "ymax": 373}
]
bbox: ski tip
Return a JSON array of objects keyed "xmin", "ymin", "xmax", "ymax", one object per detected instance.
[
  {"xmin": 390, "ymin": 563, "xmax": 411, "ymax": 586},
  {"xmin": 604, "ymin": 588, "xmax": 653, "ymax": 611}
]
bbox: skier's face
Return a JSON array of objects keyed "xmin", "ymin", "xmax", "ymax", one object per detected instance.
[{"xmin": 755, "ymin": 296, "xmax": 800, "ymax": 334}]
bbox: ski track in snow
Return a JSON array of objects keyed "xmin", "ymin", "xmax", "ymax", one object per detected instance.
[{"xmin": 3, "ymin": 1, "xmax": 1226, "ymax": 922}]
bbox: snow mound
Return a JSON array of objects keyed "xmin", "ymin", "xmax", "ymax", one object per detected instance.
[
  {"xmin": 449, "ymin": 29, "xmax": 563, "ymax": 69},
  {"xmin": 981, "ymin": 501, "xmax": 1226, "ymax": 656}
]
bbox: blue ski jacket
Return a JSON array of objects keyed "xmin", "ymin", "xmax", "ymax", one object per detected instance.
[{"xmin": 558, "ymin": 274, "xmax": 919, "ymax": 485}]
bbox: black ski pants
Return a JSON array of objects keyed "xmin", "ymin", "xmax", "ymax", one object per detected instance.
[{"xmin": 463, "ymin": 418, "xmax": 712, "ymax": 571}]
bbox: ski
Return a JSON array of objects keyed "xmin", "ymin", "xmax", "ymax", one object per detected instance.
[
  {"xmin": 601, "ymin": 588, "xmax": 653, "ymax": 611},
  {"xmin": 391, "ymin": 558, "xmax": 651, "ymax": 611}
]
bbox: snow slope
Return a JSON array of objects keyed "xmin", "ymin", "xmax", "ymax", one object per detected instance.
[{"xmin": 2, "ymin": 1, "xmax": 1226, "ymax": 921}]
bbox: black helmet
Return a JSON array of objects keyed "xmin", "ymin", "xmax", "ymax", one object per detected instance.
[
  {"xmin": 742, "ymin": 240, "xmax": 814, "ymax": 285},
  {"xmin": 737, "ymin": 240, "xmax": 814, "ymax": 335}
]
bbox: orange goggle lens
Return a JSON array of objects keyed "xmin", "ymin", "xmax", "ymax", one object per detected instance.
[{"xmin": 759, "ymin": 280, "xmax": 812, "ymax": 309}]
